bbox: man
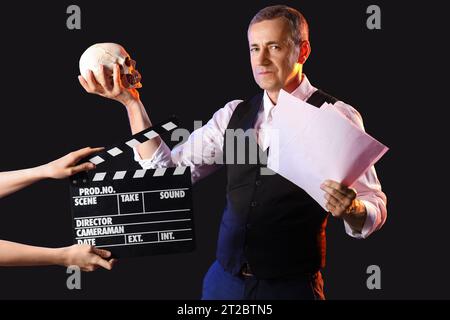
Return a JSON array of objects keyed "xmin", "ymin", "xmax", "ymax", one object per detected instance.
[
  {"xmin": 79, "ymin": 5, "xmax": 387, "ymax": 299},
  {"xmin": 0, "ymin": 147, "xmax": 115, "ymax": 272}
]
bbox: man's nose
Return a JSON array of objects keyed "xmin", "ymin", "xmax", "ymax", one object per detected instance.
[{"xmin": 255, "ymin": 48, "xmax": 271, "ymax": 65}]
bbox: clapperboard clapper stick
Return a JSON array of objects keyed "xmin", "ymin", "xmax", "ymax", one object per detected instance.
[{"xmin": 69, "ymin": 116, "xmax": 195, "ymax": 258}]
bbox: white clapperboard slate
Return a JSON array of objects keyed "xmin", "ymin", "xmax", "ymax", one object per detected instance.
[{"xmin": 69, "ymin": 117, "xmax": 195, "ymax": 258}]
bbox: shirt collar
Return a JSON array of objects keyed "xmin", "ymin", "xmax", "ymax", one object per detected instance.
[{"xmin": 262, "ymin": 74, "xmax": 317, "ymax": 118}]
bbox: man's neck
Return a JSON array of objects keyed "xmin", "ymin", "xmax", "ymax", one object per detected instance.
[{"xmin": 267, "ymin": 72, "xmax": 304, "ymax": 105}]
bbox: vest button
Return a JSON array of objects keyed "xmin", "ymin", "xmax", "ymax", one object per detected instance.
[
  {"xmin": 255, "ymin": 180, "xmax": 262, "ymax": 186},
  {"xmin": 251, "ymin": 201, "xmax": 258, "ymax": 207}
]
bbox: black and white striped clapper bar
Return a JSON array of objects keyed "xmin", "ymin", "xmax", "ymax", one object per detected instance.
[{"xmin": 69, "ymin": 117, "xmax": 195, "ymax": 258}]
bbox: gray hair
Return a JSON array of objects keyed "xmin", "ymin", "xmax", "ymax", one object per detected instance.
[{"xmin": 249, "ymin": 5, "xmax": 309, "ymax": 45}]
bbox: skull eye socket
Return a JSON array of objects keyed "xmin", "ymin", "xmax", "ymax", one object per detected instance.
[
  {"xmin": 125, "ymin": 57, "xmax": 134, "ymax": 67},
  {"xmin": 124, "ymin": 57, "xmax": 136, "ymax": 68}
]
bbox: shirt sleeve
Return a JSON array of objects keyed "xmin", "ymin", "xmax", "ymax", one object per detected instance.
[
  {"xmin": 333, "ymin": 101, "xmax": 388, "ymax": 239},
  {"xmin": 133, "ymin": 99, "xmax": 243, "ymax": 184}
]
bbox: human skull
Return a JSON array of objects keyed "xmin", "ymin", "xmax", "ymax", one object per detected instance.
[{"xmin": 79, "ymin": 43, "xmax": 142, "ymax": 89}]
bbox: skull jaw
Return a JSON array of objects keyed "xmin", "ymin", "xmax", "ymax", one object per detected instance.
[{"xmin": 130, "ymin": 82, "xmax": 143, "ymax": 89}]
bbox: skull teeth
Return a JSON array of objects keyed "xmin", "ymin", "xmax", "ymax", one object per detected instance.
[{"xmin": 126, "ymin": 73, "xmax": 141, "ymax": 85}]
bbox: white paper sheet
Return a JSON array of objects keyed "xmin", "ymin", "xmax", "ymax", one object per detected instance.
[{"xmin": 267, "ymin": 90, "xmax": 389, "ymax": 210}]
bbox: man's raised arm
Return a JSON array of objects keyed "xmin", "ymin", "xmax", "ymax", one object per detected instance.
[
  {"xmin": 78, "ymin": 64, "xmax": 161, "ymax": 160},
  {"xmin": 78, "ymin": 63, "xmax": 240, "ymax": 183}
]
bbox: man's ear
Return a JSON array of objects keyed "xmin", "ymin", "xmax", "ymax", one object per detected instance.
[{"xmin": 298, "ymin": 40, "xmax": 311, "ymax": 65}]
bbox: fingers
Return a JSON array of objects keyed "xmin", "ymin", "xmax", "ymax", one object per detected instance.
[
  {"xmin": 55, "ymin": 147, "xmax": 104, "ymax": 177},
  {"xmin": 321, "ymin": 184, "xmax": 346, "ymax": 203},
  {"xmin": 78, "ymin": 75, "xmax": 90, "ymax": 92},
  {"xmin": 93, "ymin": 256, "xmax": 113, "ymax": 271},
  {"xmin": 321, "ymin": 181, "xmax": 356, "ymax": 204},
  {"xmin": 113, "ymin": 64, "xmax": 122, "ymax": 91},
  {"xmin": 70, "ymin": 162, "xmax": 95, "ymax": 175},
  {"xmin": 321, "ymin": 180, "xmax": 355, "ymax": 198},
  {"xmin": 109, "ymin": 259, "xmax": 118, "ymax": 268},
  {"xmin": 324, "ymin": 192, "xmax": 344, "ymax": 215},
  {"xmin": 86, "ymin": 70, "xmax": 103, "ymax": 93},
  {"xmin": 71, "ymin": 245, "xmax": 114, "ymax": 272},
  {"xmin": 78, "ymin": 68, "xmax": 112, "ymax": 95},
  {"xmin": 325, "ymin": 200, "xmax": 337, "ymax": 214},
  {"xmin": 92, "ymin": 247, "xmax": 112, "ymax": 259},
  {"xmin": 72, "ymin": 147, "xmax": 105, "ymax": 163},
  {"xmin": 96, "ymin": 65, "xmax": 112, "ymax": 91},
  {"xmin": 321, "ymin": 180, "xmax": 358, "ymax": 217},
  {"xmin": 90, "ymin": 247, "xmax": 113, "ymax": 271}
]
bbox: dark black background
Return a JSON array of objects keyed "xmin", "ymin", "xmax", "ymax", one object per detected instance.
[{"xmin": 0, "ymin": 0, "xmax": 446, "ymax": 299}]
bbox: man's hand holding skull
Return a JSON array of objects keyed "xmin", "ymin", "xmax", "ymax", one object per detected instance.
[{"xmin": 78, "ymin": 43, "xmax": 142, "ymax": 106}]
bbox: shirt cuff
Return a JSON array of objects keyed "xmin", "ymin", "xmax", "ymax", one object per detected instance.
[
  {"xmin": 344, "ymin": 200, "xmax": 377, "ymax": 239},
  {"xmin": 132, "ymin": 140, "xmax": 171, "ymax": 169}
]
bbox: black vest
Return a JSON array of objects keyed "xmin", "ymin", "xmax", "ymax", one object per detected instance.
[{"xmin": 217, "ymin": 89, "xmax": 338, "ymax": 279}]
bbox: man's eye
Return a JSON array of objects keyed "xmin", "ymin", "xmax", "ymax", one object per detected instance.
[
  {"xmin": 270, "ymin": 45, "xmax": 280, "ymax": 50},
  {"xmin": 250, "ymin": 47, "xmax": 259, "ymax": 52}
]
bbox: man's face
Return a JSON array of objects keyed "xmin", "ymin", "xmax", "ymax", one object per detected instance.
[{"xmin": 248, "ymin": 17, "xmax": 300, "ymax": 92}]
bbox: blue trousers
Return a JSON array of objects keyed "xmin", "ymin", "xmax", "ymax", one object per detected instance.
[{"xmin": 201, "ymin": 260, "xmax": 325, "ymax": 300}]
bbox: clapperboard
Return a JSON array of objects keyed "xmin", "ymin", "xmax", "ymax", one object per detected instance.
[{"xmin": 69, "ymin": 117, "xmax": 195, "ymax": 258}]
